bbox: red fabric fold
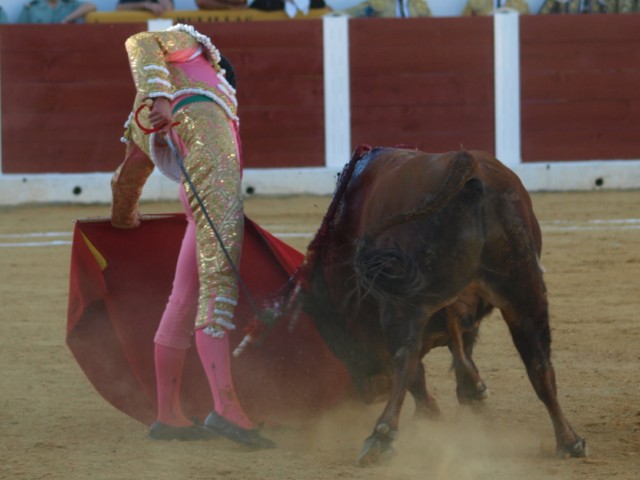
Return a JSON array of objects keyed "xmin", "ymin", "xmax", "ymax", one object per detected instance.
[{"xmin": 66, "ymin": 214, "xmax": 353, "ymax": 425}]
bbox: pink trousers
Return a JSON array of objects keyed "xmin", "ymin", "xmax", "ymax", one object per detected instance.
[
  {"xmin": 154, "ymin": 184, "xmax": 202, "ymax": 349},
  {"xmin": 152, "ymin": 184, "xmax": 252, "ymax": 428}
]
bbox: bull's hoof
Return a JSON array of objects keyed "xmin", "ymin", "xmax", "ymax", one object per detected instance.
[
  {"xmin": 456, "ymin": 381, "xmax": 489, "ymax": 405},
  {"xmin": 557, "ymin": 438, "xmax": 588, "ymax": 458},
  {"xmin": 358, "ymin": 436, "xmax": 395, "ymax": 467}
]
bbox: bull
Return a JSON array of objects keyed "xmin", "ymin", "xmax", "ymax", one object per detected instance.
[{"xmin": 267, "ymin": 145, "xmax": 587, "ymax": 466}]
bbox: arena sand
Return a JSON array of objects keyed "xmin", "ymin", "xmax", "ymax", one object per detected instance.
[{"xmin": 0, "ymin": 191, "xmax": 639, "ymax": 480}]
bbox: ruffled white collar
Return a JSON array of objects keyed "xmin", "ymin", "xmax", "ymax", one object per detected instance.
[{"xmin": 167, "ymin": 24, "xmax": 221, "ymax": 65}]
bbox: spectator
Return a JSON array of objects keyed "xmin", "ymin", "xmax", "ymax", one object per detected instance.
[
  {"xmin": 338, "ymin": 0, "xmax": 431, "ymax": 17},
  {"xmin": 462, "ymin": 0, "xmax": 530, "ymax": 15},
  {"xmin": 0, "ymin": 6, "xmax": 9, "ymax": 22},
  {"xmin": 195, "ymin": 0, "xmax": 326, "ymax": 12},
  {"xmin": 116, "ymin": 0, "xmax": 174, "ymax": 16},
  {"xmin": 538, "ymin": 0, "xmax": 608, "ymax": 13},
  {"xmin": 196, "ymin": 0, "xmax": 247, "ymax": 10},
  {"xmin": 17, "ymin": 0, "xmax": 97, "ymax": 23},
  {"xmin": 618, "ymin": 0, "xmax": 639, "ymax": 12}
]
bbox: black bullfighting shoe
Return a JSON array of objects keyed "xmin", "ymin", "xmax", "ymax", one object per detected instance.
[
  {"xmin": 203, "ymin": 412, "xmax": 277, "ymax": 449},
  {"xmin": 148, "ymin": 421, "xmax": 217, "ymax": 441}
]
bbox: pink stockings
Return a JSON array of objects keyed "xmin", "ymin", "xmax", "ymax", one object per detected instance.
[
  {"xmin": 154, "ymin": 344, "xmax": 190, "ymax": 426},
  {"xmin": 153, "ymin": 184, "xmax": 251, "ymax": 429},
  {"xmin": 194, "ymin": 330, "xmax": 252, "ymax": 429},
  {"xmin": 153, "ymin": 334, "xmax": 252, "ymax": 429}
]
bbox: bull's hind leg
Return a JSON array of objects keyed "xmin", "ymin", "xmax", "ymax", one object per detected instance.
[
  {"xmin": 446, "ymin": 303, "xmax": 488, "ymax": 404},
  {"xmin": 409, "ymin": 361, "xmax": 441, "ymax": 419},
  {"xmin": 500, "ymin": 303, "xmax": 587, "ymax": 458}
]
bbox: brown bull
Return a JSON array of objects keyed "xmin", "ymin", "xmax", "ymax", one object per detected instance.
[{"xmin": 272, "ymin": 145, "xmax": 586, "ymax": 466}]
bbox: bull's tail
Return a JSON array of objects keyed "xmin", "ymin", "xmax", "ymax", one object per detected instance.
[
  {"xmin": 353, "ymin": 150, "xmax": 480, "ymax": 305},
  {"xmin": 366, "ymin": 150, "xmax": 479, "ymax": 239}
]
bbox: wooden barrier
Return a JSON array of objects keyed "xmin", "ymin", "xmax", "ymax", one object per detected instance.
[
  {"xmin": 0, "ymin": 22, "xmax": 325, "ymax": 174},
  {"xmin": 350, "ymin": 16, "xmax": 495, "ymax": 155},
  {"xmin": 1, "ymin": 15, "xmax": 639, "ymax": 175},
  {"xmin": 520, "ymin": 14, "xmax": 640, "ymax": 162}
]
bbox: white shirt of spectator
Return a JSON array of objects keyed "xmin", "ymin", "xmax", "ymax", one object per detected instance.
[{"xmin": 285, "ymin": 0, "xmax": 311, "ymax": 18}]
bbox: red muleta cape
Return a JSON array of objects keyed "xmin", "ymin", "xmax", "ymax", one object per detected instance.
[{"xmin": 66, "ymin": 214, "xmax": 353, "ymax": 425}]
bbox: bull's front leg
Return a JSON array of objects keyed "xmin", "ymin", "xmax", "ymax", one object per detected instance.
[{"xmin": 358, "ymin": 323, "xmax": 424, "ymax": 467}]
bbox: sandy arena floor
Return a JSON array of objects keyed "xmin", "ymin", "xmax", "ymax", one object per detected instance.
[{"xmin": 1, "ymin": 191, "xmax": 639, "ymax": 480}]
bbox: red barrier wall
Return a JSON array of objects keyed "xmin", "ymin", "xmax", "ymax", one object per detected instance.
[
  {"xmin": 212, "ymin": 21, "xmax": 326, "ymax": 169},
  {"xmin": 0, "ymin": 22, "xmax": 325, "ymax": 174},
  {"xmin": 520, "ymin": 14, "xmax": 640, "ymax": 162},
  {"xmin": 1, "ymin": 15, "xmax": 639, "ymax": 174},
  {"xmin": 350, "ymin": 16, "xmax": 495, "ymax": 154},
  {"xmin": 1, "ymin": 25, "xmax": 140, "ymax": 174}
]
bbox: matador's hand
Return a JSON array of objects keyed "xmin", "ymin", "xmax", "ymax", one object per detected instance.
[
  {"xmin": 148, "ymin": 98, "xmax": 173, "ymax": 134},
  {"xmin": 111, "ymin": 210, "xmax": 142, "ymax": 229}
]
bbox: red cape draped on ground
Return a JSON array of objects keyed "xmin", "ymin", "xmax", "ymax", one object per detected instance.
[{"xmin": 66, "ymin": 214, "xmax": 353, "ymax": 426}]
